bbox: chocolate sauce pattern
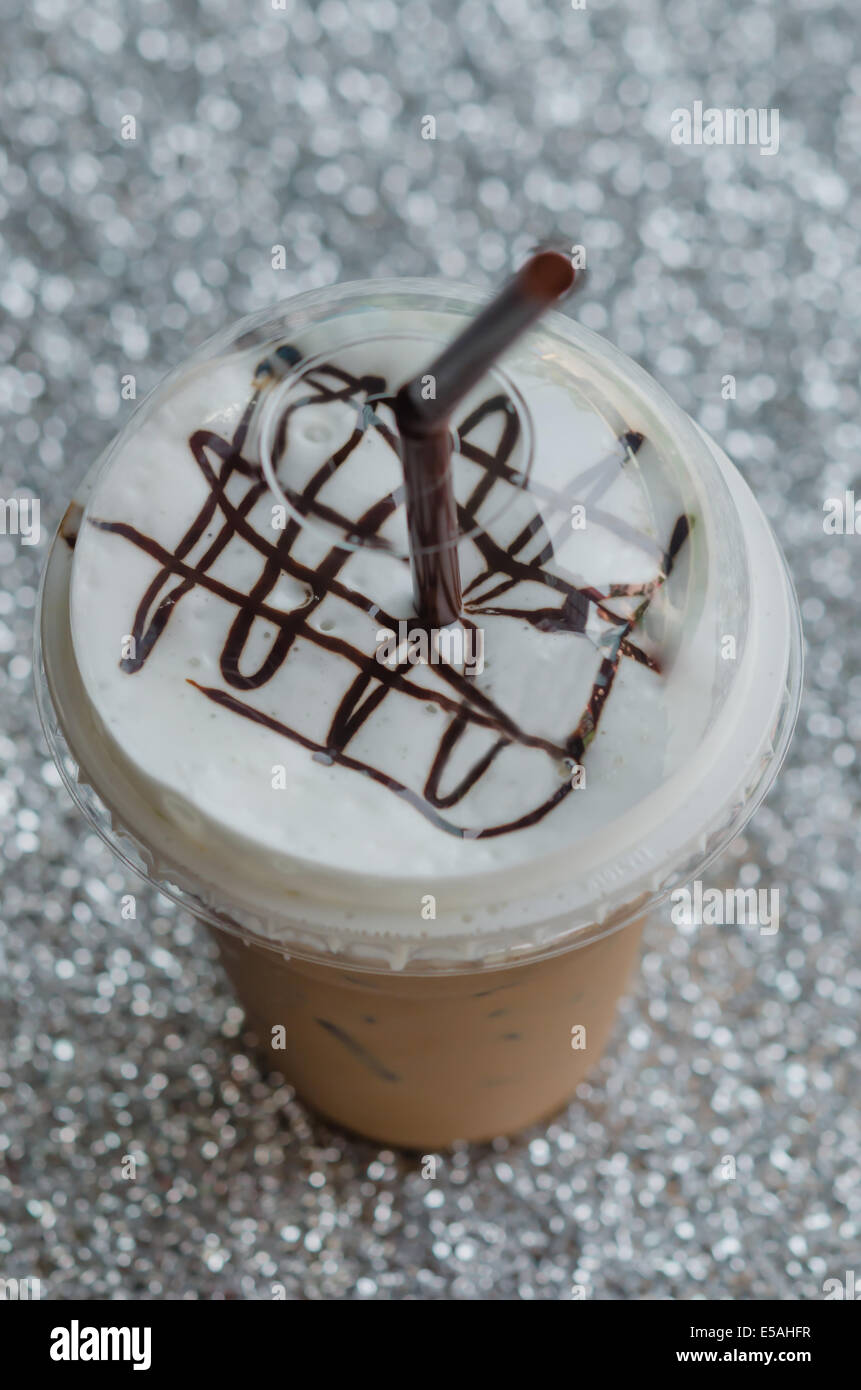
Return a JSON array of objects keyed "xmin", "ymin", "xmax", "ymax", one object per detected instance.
[{"xmin": 91, "ymin": 347, "xmax": 690, "ymax": 839}]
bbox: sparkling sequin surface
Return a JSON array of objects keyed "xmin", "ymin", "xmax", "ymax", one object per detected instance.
[{"xmin": 1, "ymin": 0, "xmax": 859, "ymax": 1300}]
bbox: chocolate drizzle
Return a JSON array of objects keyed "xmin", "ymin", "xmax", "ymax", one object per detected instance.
[{"xmin": 90, "ymin": 347, "xmax": 690, "ymax": 840}]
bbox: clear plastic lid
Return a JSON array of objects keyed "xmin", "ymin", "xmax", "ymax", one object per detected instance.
[{"xmin": 37, "ymin": 279, "xmax": 802, "ymax": 970}]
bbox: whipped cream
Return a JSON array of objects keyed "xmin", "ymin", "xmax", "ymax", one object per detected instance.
[
  {"xmin": 69, "ymin": 319, "xmax": 711, "ymax": 882},
  {"xmin": 41, "ymin": 287, "xmax": 798, "ymax": 962}
]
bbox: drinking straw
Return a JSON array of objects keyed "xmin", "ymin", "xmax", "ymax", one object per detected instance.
[{"xmin": 394, "ymin": 250, "xmax": 577, "ymax": 628}]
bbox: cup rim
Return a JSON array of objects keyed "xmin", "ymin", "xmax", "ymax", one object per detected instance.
[{"xmin": 34, "ymin": 281, "xmax": 804, "ymax": 972}]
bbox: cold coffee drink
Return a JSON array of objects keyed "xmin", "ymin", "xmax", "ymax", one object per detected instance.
[{"xmin": 38, "ymin": 279, "xmax": 801, "ymax": 1146}]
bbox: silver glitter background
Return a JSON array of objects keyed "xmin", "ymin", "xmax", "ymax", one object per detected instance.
[{"xmin": 2, "ymin": 0, "xmax": 859, "ymax": 1301}]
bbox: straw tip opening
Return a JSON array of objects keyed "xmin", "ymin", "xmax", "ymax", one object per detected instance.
[{"xmin": 521, "ymin": 250, "xmax": 577, "ymax": 301}]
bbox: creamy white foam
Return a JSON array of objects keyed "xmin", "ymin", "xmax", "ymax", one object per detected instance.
[
  {"xmin": 69, "ymin": 319, "xmax": 715, "ymax": 882},
  {"xmin": 41, "ymin": 287, "xmax": 798, "ymax": 963}
]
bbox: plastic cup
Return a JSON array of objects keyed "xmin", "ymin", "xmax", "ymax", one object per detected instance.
[{"xmin": 36, "ymin": 279, "xmax": 802, "ymax": 1147}]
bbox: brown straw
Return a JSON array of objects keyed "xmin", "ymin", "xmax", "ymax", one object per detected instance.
[{"xmin": 394, "ymin": 250, "xmax": 577, "ymax": 628}]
